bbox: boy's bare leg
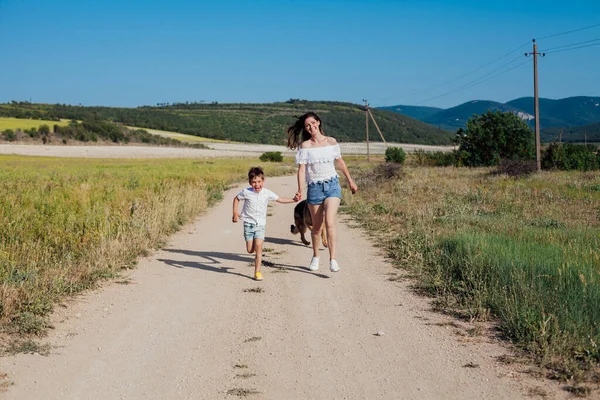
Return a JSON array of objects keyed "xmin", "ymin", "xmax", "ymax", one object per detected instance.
[
  {"xmin": 254, "ymin": 239, "xmax": 264, "ymax": 274},
  {"xmin": 245, "ymin": 240, "xmax": 255, "ymax": 254},
  {"xmin": 307, "ymin": 203, "xmax": 324, "ymax": 258},
  {"xmin": 323, "ymin": 197, "xmax": 341, "ymax": 261}
]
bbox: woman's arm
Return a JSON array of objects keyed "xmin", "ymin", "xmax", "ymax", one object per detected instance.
[
  {"xmin": 336, "ymin": 157, "xmax": 358, "ymax": 194},
  {"xmin": 295, "ymin": 163, "xmax": 305, "ymax": 201}
]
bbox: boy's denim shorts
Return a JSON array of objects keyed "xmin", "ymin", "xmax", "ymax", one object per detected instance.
[
  {"xmin": 307, "ymin": 176, "xmax": 342, "ymax": 205},
  {"xmin": 243, "ymin": 222, "xmax": 266, "ymax": 241}
]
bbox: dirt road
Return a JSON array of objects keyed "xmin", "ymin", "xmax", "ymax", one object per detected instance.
[{"xmin": 0, "ymin": 176, "xmax": 561, "ymax": 399}]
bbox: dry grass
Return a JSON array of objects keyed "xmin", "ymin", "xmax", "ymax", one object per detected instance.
[{"xmin": 0, "ymin": 155, "xmax": 293, "ymax": 342}]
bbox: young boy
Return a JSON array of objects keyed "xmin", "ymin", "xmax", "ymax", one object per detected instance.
[{"xmin": 232, "ymin": 167, "xmax": 297, "ymax": 281}]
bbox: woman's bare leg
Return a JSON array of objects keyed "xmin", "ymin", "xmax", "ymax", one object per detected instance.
[
  {"xmin": 323, "ymin": 197, "xmax": 341, "ymax": 261},
  {"xmin": 307, "ymin": 203, "xmax": 324, "ymax": 258}
]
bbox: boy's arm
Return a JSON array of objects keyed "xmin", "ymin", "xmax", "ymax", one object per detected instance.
[
  {"xmin": 276, "ymin": 196, "xmax": 298, "ymax": 204},
  {"xmin": 232, "ymin": 197, "xmax": 240, "ymax": 222}
]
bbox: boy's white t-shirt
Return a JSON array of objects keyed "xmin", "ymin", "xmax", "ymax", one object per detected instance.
[{"xmin": 236, "ymin": 187, "xmax": 279, "ymax": 226}]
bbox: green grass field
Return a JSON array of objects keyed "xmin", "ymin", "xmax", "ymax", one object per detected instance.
[
  {"xmin": 0, "ymin": 117, "xmax": 69, "ymax": 131},
  {"xmin": 0, "ymin": 155, "xmax": 294, "ymax": 343}
]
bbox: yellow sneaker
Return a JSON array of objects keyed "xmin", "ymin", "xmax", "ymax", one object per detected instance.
[{"xmin": 254, "ymin": 272, "xmax": 264, "ymax": 281}]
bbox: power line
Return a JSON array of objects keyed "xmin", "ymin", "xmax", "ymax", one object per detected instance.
[
  {"xmin": 397, "ymin": 41, "xmax": 530, "ymax": 99},
  {"xmin": 415, "ymin": 58, "xmax": 531, "ymax": 105},
  {"xmin": 537, "ymin": 22, "xmax": 600, "ymax": 40},
  {"xmin": 542, "ymin": 37, "xmax": 600, "ymax": 52},
  {"xmin": 458, "ymin": 55, "xmax": 523, "ymax": 89},
  {"xmin": 545, "ymin": 41, "xmax": 600, "ymax": 54}
]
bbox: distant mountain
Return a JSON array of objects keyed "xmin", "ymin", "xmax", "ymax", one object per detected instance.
[
  {"xmin": 377, "ymin": 105, "xmax": 442, "ymax": 121},
  {"xmin": 425, "ymin": 100, "xmax": 528, "ymax": 131},
  {"xmin": 542, "ymin": 122, "xmax": 600, "ymax": 143},
  {"xmin": 380, "ymin": 96, "xmax": 600, "ymax": 136},
  {"xmin": 507, "ymin": 96, "xmax": 600, "ymax": 127}
]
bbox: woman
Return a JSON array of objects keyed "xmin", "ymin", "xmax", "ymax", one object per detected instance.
[{"xmin": 287, "ymin": 112, "xmax": 358, "ymax": 272}]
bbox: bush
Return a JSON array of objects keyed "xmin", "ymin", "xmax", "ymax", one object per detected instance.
[
  {"xmin": 429, "ymin": 151, "xmax": 460, "ymax": 167},
  {"xmin": 412, "ymin": 149, "xmax": 464, "ymax": 167},
  {"xmin": 2, "ymin": 129, "xmax": 16, "ymax": 142},
  {"xmin": 542, "ymin": 143, "xmax": 599, "ymax": 171},
  {"xmin": 385, "ymin": 146, "xmax": 406, "ymax": 164},
  {"xmin": 493, "ymin": 159, "xmax": 538, "ymax": 177},
  {"xmin": 456, "ymin": 111, "xmax": 535, "ymax": 166},
  {"xmin": 38, "ymin": 124, "xmax": 50, "ymax": 136},
  {"xmin": 259, "ymin": 151, "xmax": 283, "ymax": 162}
]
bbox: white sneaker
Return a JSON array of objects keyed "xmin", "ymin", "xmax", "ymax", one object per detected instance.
[
  {"xmin": 308, "ymin": 257, "xmax": 320, "ymax": 271},
  {"xmin": 330, "ymin": 260, "xmax": 340, "ymax": 272}
]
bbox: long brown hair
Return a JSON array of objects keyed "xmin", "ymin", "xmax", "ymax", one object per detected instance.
[{"xmin": 286, "ymin": 112, "xmax": 323, "ymax": 150}]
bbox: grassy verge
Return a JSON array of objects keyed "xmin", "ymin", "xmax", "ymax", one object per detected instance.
[
  {"xmin": 342, "ymin": 162, "xmax": 600, "ymax": 383},
  {"xmin": 0, "ymin": 155, "xmax": 293, "ymax": 342}
]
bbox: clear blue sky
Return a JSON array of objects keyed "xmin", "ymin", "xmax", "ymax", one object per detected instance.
[{"xmin": 1, "ymin": 0, "xmax": 598, "ymax": 109}]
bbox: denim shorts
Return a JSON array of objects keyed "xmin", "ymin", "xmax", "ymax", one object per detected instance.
[
  {"xmin": 243, "ymin": 222, "xmax": 266, "ymax": 241},
  {"xmin": 307, "ymin": 176, "xmax": 342, "ymax": 205}
]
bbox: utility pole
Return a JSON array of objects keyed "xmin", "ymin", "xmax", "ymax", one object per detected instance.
[
  {"xmin": 526, "ymin": 39, "xmax": 544, "ymax": 172},
  {"xmin": 363, "ymin": 99, "xmax": 370, "ymax": 162},
  {"xmin": 559, "ymin": 127, "xmax": 563, "ymax": 143},
  {"xmin": 367, "ymin": 108, "xmax": 389, "ymax": 146},
  {"xmin": 362, "ymin": 99, "xmax": 390, "ymax": 162}
]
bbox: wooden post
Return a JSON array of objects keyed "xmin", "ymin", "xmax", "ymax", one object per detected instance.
[
  {"xmin": 559, "ymin": 127, "xmax": 562, "ymax": 143},
  {"xmin": 364, "ymin": 99, "xmax": 370, "ymax": 162},
  {"xmin": 367, "ymin": 108, "xmax": 388, "ymax": 146},
  {"xmin": 533, "ymin": 40, "xmax": 541, "ymax": 172}
]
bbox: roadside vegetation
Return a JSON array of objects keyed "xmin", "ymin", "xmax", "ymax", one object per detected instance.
[
  {"xmin": 0, "ymin": 156, "xmax": 293, "ymax": 349},
  {"xmin": 343, "ymin": 161, "xmax": 599, "ymax": 385},
  {"xmin": 341, "ymin": 112, "xmax": 599, "ymax": 389},
  {"xmin": 414, "ymin": 110, "xmax": 600, "ymax": 172}
]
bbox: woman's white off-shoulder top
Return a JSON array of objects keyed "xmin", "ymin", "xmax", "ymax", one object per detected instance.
[{"xmin": 295, "ymin": 144, "xmax": 341, "ymax": 184}]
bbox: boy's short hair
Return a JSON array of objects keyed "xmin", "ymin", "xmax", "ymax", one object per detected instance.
[{"xmin": 248, "ymin": 167, "xmax": 265, "ymax": 182}]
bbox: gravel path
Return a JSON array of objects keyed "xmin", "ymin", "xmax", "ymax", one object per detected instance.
[{"xmin": 0, "ymin": 176, "xmax": 565, "ymax": 399}]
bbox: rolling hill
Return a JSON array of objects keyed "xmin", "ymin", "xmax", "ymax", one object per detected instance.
[
  {"xmin": 423, "ymin": 100, "xmax": 528, "ymax": 131},
  {"xmin": 506, "ymin": 96, "xmax": 600, "ymax": 127},
  {"xmin": 0, "ymin": 101, "xmax": 455, "ymax": 146}
]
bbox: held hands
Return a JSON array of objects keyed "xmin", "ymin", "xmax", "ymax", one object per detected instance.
[
  {"xmin": 293, "ymin": 191, "xmax": 302, "ymax": 201},
  {"xmin": 232, "ymin": 212, "xmax": 239, "ymax": 223}
]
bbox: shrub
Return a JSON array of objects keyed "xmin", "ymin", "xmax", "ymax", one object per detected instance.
[
  {"xmin": 493, "ymin": 159, "xmax": 538, "ymax": 177},
  {"xmin": 3, "ymin": 129, "xmax": 16, "ymax": 142},
  {"xmin": 259, "ymin": 151, "xmax": 283, "ymax": 162},
  {"xmin": 456, "ymin": 111, "xmax": 535, "ymax": 166},
  {"xmin": 412, "ymin": 149, "xmax": 463, "ymax": 167},
  {"xmin": 542, "ymin": 143, "xmax": 599, "ymax": 171},
  {"xmin": 428, "ymin": 151, "xmax": 459, "ymax": 167},
  {"xmin": 38, "ymin": 124, "xmax": 50, "ymax": 136},
  {"xmin": 385, "ymin": 146, "xmax": 406, "ymax": 164}
]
